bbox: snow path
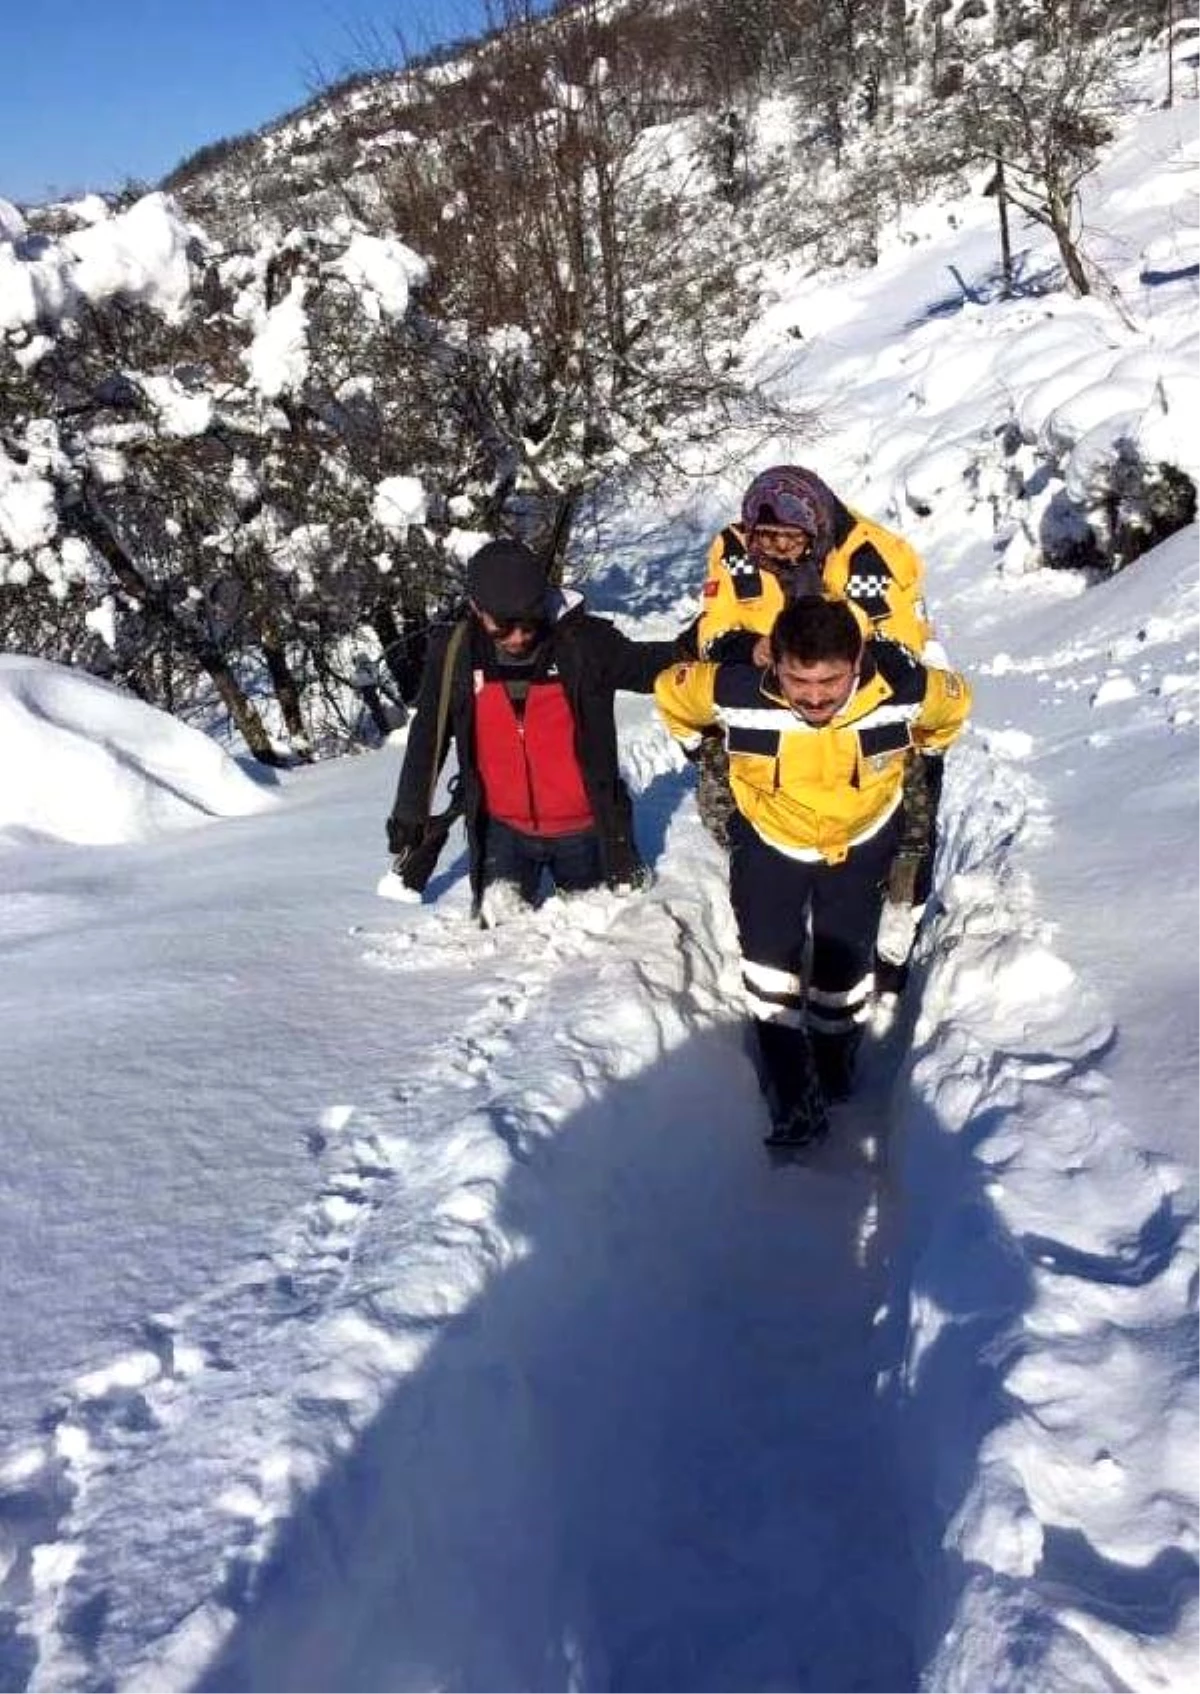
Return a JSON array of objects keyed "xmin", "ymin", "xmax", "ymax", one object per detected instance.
[
  {"xmin": 196, "ymin": 795, "xmax": 918, "ymax": 1694},
  {"xmin": 2, "ymin": 720, "xmax": 914, "ymax": 1692}
]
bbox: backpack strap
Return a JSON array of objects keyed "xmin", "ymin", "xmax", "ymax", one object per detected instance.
[{"xmin": 427, "ymin": 618, "xmax": 469, "ymax": 816}]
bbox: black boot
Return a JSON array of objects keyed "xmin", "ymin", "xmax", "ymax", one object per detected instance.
[
  {"xmin": 766, "ymin": 1074, "xmax": 830, "ymax": 1148},
  {"xmin": 756, "ymin": 1022, "xmax": 830, "ymax": 1147},
  {"xmin": 810, "ymin": 1030, "xmax": 860, "ymax": 1103}
]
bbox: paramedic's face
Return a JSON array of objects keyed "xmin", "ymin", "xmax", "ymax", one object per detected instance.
[{"xmin": 775, "ymin": 653, "xmax": 858, "ymax": 725}]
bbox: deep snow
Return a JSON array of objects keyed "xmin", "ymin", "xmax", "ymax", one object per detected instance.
[{"xmin": 0, "ymin": 43, "xmax": 1197, "ymax": 1694}]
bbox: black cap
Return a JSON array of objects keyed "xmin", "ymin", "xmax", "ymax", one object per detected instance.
[{"xmin": 466, "ymin": 539, "xmax": 547, "ymax": 619}]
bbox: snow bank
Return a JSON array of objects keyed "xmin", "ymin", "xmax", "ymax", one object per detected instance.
[{"xmin": 0, "ymin": 656, "xmax": 275, "ymax": 846}]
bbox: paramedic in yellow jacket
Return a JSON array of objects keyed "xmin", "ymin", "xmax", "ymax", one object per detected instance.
[
  {"xmin": 657, "ymin": 595, "xmax": 971, "ymax": 1149},
  {"xmin": 697, "ymin": 463, "xmax": 940, "ymax": 661},
  {"xmin": 692, "ymin": 462, "xmax": 950, "ymax": 993}
]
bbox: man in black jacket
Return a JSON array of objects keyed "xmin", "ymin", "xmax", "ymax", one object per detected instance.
[{"xmin": 386, "ymin": 539, "xmax": 678, "ymax": 924}]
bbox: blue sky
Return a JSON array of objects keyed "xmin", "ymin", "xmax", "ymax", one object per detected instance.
[{"xmin": 1, "ymin": 0, "xmax": 488, "ymax": 205}]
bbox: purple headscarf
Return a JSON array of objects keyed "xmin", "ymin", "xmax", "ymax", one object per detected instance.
[{"xmin": 741, "ymin": 466, "xmax": 839, "ymax": 569}]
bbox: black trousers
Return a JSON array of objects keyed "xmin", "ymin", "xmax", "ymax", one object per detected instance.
[{"xmin": 728, "ymin": 810, "xmax": 901, "ymax": 1108}]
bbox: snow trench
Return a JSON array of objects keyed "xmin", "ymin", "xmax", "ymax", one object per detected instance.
[{"xmin": 0, "ymin": 725, "xmax": 1193, "ymax": 1693}]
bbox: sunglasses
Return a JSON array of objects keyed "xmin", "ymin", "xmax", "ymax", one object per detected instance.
[{"xmin": 488, "ymin": 611, "xmax": 546, "ymax": 636}]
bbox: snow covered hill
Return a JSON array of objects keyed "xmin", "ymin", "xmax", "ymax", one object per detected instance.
[
  {"xmin": 0, "ymin": 43, "xmax": 1196, "ymax": 1694},
  {"xmin": 0, "ymin": 656, "xmax": 274, "ymax": 847}
]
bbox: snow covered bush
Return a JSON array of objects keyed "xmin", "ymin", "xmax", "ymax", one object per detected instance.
[
  {"xmin": 0, "ymin": 191, "xmax": 451, "ymax": 762},
  {"xmin": 1070, "ymin": 444, "xmax": 1197, "ymax": 575}
]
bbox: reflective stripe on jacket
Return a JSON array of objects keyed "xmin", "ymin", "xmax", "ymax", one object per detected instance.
[{"xmin": 655, "ymin": 639, "xmax": 971, "ymax": 864}]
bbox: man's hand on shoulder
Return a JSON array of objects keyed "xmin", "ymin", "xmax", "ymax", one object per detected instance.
[{"xmin": 704, "ymin": 629, "xmax": 771, "ymax": 667}]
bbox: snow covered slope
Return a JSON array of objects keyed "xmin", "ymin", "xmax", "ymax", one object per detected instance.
[{"xmin": 0, "ymin": 48, "xmax": 1196, "ymax": 1694}]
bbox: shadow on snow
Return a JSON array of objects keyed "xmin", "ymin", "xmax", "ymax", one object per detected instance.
[{"xmin": 198, "ymin": 1019, "xmax": 922, "ymax": 1694}]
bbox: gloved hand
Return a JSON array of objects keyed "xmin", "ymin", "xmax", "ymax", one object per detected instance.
[
  {"xmin": 386, "ymin": 814, "xmax": 424, "ymax": 856},
  {"xmin": 705, "ymin": 629, "xmax": 759, "ymax": 665},
  {"xmin": 606, "ymin": 836, "xmax": 652, "ymax": 894},
  {"xmin": 610, "ymin": 860, "xmax": 653, "ymax": 895}
]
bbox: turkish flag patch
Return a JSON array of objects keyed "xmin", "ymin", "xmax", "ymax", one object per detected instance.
[{"xmin": 702, "ymin": 580, "xmax": 719, "ymax": 598}]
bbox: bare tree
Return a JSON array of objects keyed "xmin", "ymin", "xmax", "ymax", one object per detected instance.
[
  {"xmin": 368, "ymin": 0, "xmax": 800, "ymax": 560},
  {"xmin": 956, "ymin": 36, "xmax": 1122, "ymax": 295}
]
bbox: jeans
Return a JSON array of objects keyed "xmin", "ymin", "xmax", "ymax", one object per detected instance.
[{"xmin": 481, "ymin": 819, "xmax": 603, "ymax": 911}]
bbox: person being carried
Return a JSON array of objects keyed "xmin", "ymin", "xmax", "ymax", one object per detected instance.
[
  {"xmin": 689, "ymin": 462, "xmax": 953, "ymax": 995},
  {"xmin": 656, "ymin": 594, "xmax": 971, "ymax": 1150},
  {"xmin": 386, "ymin": 537, "xmax": 679, "ymax": 925}
]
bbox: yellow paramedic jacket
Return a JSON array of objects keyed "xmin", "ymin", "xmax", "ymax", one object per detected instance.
[
  {"xmin": 696, "ymin": 516, "xmax": 933, "ymax": 657},
  {"xmin": 656, "ymin": 638, "xmax": 971, "ymax": 864}
]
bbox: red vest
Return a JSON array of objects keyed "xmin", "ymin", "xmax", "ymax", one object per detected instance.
[{"xmin": 474, "ymin": 676, "xmax": 595, "ymax": 836}]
